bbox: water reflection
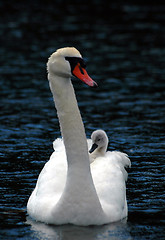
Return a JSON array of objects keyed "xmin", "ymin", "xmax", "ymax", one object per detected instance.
[{"xmin": 27, "ymin": 217, "xmax": 132, "ymax": 240}]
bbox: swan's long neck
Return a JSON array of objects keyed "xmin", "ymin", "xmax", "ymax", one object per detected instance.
[
  {"xmin": 49, "ymin": 74, "xmax": 89, "ymax": 168},
  {"xmin": 48, "ymin": 73, "xmax": 105, "ymax": 224}
]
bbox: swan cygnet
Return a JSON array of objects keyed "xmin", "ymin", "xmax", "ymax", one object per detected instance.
[
  {"xmin": 89, "ymin": 129, "xmax": 109, "ymax": 163},
  {"xmin": 89, "ymin": 129, "xmax": 131, "ymax": 180},
  {"xmin": 27, "ymin": 47, "xmax": 131, "ymax": 226}
]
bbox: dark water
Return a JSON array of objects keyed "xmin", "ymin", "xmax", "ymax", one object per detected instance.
[{"xmin": 0, "ymin": 1, "xmax": 165, "ymax": 239}]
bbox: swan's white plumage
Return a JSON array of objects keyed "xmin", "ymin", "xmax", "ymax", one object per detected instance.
[
  {"xmin": 27, "ymin": 47, "xmax": 131, "ymax": 226},
  {"xmin": 28, "ymin": 136, "xmax": 131, "ymax": 225}
]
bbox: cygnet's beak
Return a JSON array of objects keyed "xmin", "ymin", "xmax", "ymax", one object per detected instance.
[{"xmin": 89, "ymin": 143, "xmax": 98, "ymax": 153}]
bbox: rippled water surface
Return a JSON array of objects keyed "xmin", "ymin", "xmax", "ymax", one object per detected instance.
[{"xmin": 0, "ymin": 1, "xmax": 165, "ymax": 239}]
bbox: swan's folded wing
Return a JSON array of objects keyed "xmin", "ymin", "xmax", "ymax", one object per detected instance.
[
  {"xmin": 91, "ymin": 156, "xmax": 128, "ymax": 221},
  {"xmin": 107, "ymin": 151, "xmax": 131, "ymax": 167},
  {"xmin": 106, "ymin": 151, "xmax": 131, "ymax": 181}
]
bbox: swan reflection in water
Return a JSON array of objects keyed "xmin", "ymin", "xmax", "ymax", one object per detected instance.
[{"xmin": 26, "ymin": 217, "xmax": 132, "ymax": 240}]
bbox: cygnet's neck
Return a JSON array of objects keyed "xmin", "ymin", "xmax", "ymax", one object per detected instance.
[{"xmin": 90, "ymin": 147, "xmax": 106, "ymax": 160}]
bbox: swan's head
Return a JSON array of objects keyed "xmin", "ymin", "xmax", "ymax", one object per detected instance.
[
  {"xmin": 47, "ymin": 47, "xmax": 97, "ymax": 87},
  {"xmin": 89, "ymin": 130, "xmax": 109, "ymax": 154}
]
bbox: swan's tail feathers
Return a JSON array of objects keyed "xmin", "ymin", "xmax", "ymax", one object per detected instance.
[{"xmin": 53, "ymin": 138, "xmax": 65, "ymax": 152}]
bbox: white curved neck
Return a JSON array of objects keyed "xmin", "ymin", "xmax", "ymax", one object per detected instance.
[
  {"xmin": 49, "ymin": 74, "xmax": 89, "ymax": 168},
  {"xmin": 48, "ymin": 73, "xmax": 105, "ymax": 222}
]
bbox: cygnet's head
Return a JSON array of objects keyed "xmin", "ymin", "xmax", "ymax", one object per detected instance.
[
  {"xmin": 89, "ymin": 130, "xmax": 109, "ymax": 154},
  {"xmin": 47, "ymin": 47, "xmax": 97, "ymax": 87}
]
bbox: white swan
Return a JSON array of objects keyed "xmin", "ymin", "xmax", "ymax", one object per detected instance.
[{"xmin": 27, "ymin": 47, "xmax": 131, "ymax": 226}]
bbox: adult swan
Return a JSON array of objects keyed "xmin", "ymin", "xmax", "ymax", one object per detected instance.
[{"xmin": 27, "ymin": 47, "xmax": 131, "ymax": 226}]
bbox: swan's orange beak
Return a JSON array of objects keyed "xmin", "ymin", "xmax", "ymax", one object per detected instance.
[{"xmin": 73, "ymin": 63, "xmax": 97, "ymax": 87}]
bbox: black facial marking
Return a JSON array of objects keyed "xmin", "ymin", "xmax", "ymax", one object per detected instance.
[
  {"xmin": 65, "ymin": 57, "xmax": 86, "ymax": 73},
  {"xmin": 79, "ymin": 65, "xmax": 84, "ymax": 75}
]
